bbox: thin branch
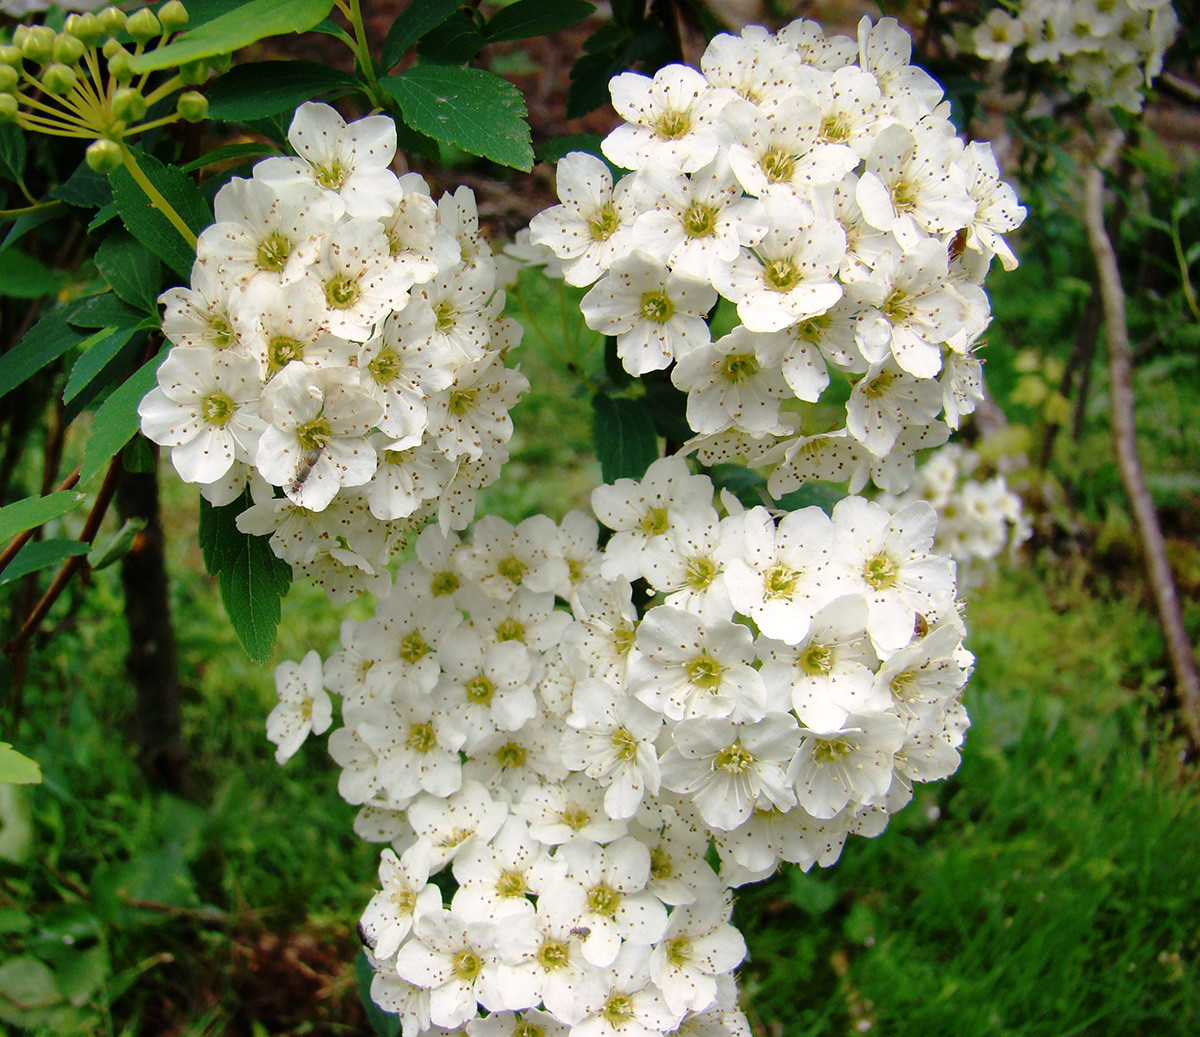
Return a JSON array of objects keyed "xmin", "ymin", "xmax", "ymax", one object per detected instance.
[
  {"xmin": 0, "ymin": 465, "xmax": 82, "ymax": 575},
  {"xmin": 1085, "ymin": 131, "xmax": 1200, "ymax": 754},
  {"xmin": 4, "ymin": 457, "xmax": 122, "ymax": 662},
  {"xmin": 1158, "ymin": 72, "xmax": 1200, "ymax": 109}
]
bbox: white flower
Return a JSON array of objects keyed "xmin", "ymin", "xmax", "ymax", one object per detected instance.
[
  {"xmin": 360, "ymin": 845, "xmax": 442, "ymax": 960},
  {"xmin": 789, "ymin": 711, "xmax": 906, "ymax": 817},
  {"xmin": 648, "ymin": 891, "xmax": 746, "ymax": 1016},
  {"xmin": 265, "ymin": 650, "xmax": 331, "ymax": 764},
  {"xmin": 604, "ymin": 65, "xmax": 723, "ymax": 173}
]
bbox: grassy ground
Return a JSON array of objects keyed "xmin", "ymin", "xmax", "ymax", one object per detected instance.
[{"xmin": 3, "ymin": 272, "xmax": 1200, "ymax": 1036}]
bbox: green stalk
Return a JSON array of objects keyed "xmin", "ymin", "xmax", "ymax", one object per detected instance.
[{"xmin": 118, "ymin": 143, "xmax": 197, "ymax": 250}]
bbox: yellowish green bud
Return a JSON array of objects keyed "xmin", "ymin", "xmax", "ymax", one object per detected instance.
[
  {"xmin": 65, "ymin": 13, "xmax": 104, "ymax": 48},
  {"xmin": 159, "ymin": 1, "xmax": 189, "ymax": 32},
  {"xmin": 86, "ymin": 138, "xmax": 123, "ymax": 173},
  {"xmin": 53, "ymin": 34, "xmax": 86, "ymax": 66},
  {"xmin": 0, "ymin": 66, "xmax": 17, "ymax": 92},
  {"xmin": 112, "ymin": 86, "xmax": 148, "ymax": 123},
  {"xmin": 176, "ymin": 90, "xmax": 207, "ymax": 123},
  {"xmin": 126, "ymin": 9, "xmax": 162, "ymax": 44},
  {"xmin": 0, "ymin": 45, "xmax": 21, "ymax": 67},
  {"xmin": 21, "ymin": 26, "xmax": 56, "ymax": 66},
  {"xmin": 0, "ymin": 95, "xmax": 17, "ymax": 124},
  {"xmin": 179, "ymin": 60, "xmax": 208, "ymax": 86},
  {"xmin": 11, "ymin": 27, "xmax": 31, "ymax": 51},
  {"xmin": 102, "ymin": 38, "xmax": 122, "ymax": 59},
  {"xmin": 107, "ymin": 48, "xmax": 134, "ymax": 83},
  {"xmin": 99, "ymin": 7, "xmax": 128, "ymax": 36},
  {"xmin": 42, "ymin": 63, "xmax": 78, "ymax": 96}
]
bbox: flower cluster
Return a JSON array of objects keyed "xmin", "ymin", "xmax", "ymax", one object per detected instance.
[
  {"xmin": 139, "ymin": 103, "xmax": 527, "ymax": 601},
  {"xmin": 972, "ymin": 0, "xmax": 1180, "ymax": 112},
  {"xmin": 269, "ymin": 458, "xmax": 972, "ymax": 1034},
  {"xmin": 529, "ymin": 16, "xmax": 1024, "ymax": 500},
  {"xmin": 878, "ymin": 442, "xmax": 1030, "ymax": 592}
]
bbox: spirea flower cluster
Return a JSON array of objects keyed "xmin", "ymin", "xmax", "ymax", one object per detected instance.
[
  {"xmin": 972, "ymin": 0, "xmax": 1180, "ymax": 112},
  {"xmin": 528, "ymin": 16, "xmax": 1024, "ymax": 500},
  {"xmin": 269, "ymin": 458, "xmax": 972, "ymax": 1034},
  {"xmin": 878, "ymin": 442, "xmax": 1031, "ymax": 591},
  {"xmin": 138, "ymin": 103, "xmax": 527, "ymax": 601}
]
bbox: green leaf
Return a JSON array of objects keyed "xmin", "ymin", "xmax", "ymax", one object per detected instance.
[
  {"xmin": 51, "ymin": 162, "xmax": 112, "ymax": 209},
  {"xmin": 79, "ymin": 347, "xmax": 169, "ymax": 486},
  {"xmin": 0, "ymin": 306, "xmax": 89, "ymax": 399},
  {"xmin": 0, "ymin": 250, "xmax": 65, "ymax": 299},
  {"xmin": 0, "ymin": 124, "xmax": 26, "ymax": 182},
  {"xmin": 108, "ymin": 148, "xmax": 212, "ymax": 280},
  {"xmin": 0, "ymin": 205, "xmax": 63, "ymax": 254},
  {"xmin": 87, "ymin": 203, "xmax": 118, "ymax": 235},
  {"xmin": 485, "ymin": 0, "xmax": 594, "ymax": 42},
  {"xmin": 87, "ymin": 518, "xmax": 147, "ymax": 572},
  {"xmin": 95, "ymin": 232, "xmax": 162, "ymax": 313},
  {"xmin": 0, "ymin": 744, "xmax": 40, "ymax": 784},
  {"xmin": 0, "ymin": 491, "xmax": 86, "ymax": 544},
  {"xmin": 129, "ymin": 0, "xmax": 336, "ymax": 72},
  {"xmin": 181, "ymin": 141, "xmax": 278, "ymax": 174},
  {"xmin": 206, "ymin": 61, "xmax": 358, "ymax": 121},
  {"xmin": 62, "ymin": 327, "xmax": 142, "ymax": 405},
  {"xmin": 381, "ymin": 0, "xmax": 463, "ymax": 71},
  {"xmin": 68, "ymin": 293, "xmax": 151, "ymax": 330},
  {"xmin": 198, "ymin": 490, "xmax": 292, "ymax": 662},
  {"xmin": 0, "ymin": 957, "xmax": 59, "ymax": 1012},
  {"xmin": 592, "ymin": 392, "xmax": 659, "ymax": 482},
  {"xmin": 355, "ymin": 950, "xmax": 403, "ymax": 1037},
  {"xmin": 0, "ymin": 539, "xmax": 89, "ymax": 586},
  {"xmin": 122, "ymin": 435, "xmax": 156, "ymax": 473},
  {"xmin": 535, "ymin": 133, "xmax": 605, "ymax": 166},
  {"xmin": 381, "ymin": 65, "xmax": 533, "ymax": 171},
  {"xmin": 415, "ymin": 11, "xmax": 485, "ymax": 64}
]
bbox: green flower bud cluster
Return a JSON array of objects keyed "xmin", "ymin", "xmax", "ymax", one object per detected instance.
[{"xmin": 0, "ymin": 2, "xmax": 212, "ymax": 168}]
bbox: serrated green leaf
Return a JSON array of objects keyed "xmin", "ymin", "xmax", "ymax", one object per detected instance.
[
  {"xmin": 0, "ymin": 746, "xmax": 41, "ymax": 786},
  {"xmin": 382, "ymin": 65, "xmax": 533, "ymax": 171},
  {"xmin": 415, "ymin": 11, "xmax": 485, "ymax": 64},
  {"xmin": 0, "ymin": 491, "xmax": 86, "ymax": 545},
  {"xmin": 108, "ymin": 148, "xmax": 211, "ymax": 280},
  {"xmin": 63, "ymin": 327, "xmax": 142, "ymax": 405},
  {"xmin": 87, "ymin": 518, "xmax": 147, "ymax": 572},
  {"xmin": 355, "ymin": 950, "xmax": 403, "ymax": 1037},
  {"xmin": 0, "ymin": 249, "xmax": 65, "ymax": 300},
  {"xmin": 129, "ymin": 0, "xmax": 336, "ymax": 72},
  {"xmin": 79, "ymin": 347, "xmax": 169, "ymax": 486},
  {"xmin": 206, "ymin": 61, "xmax": 358, "ymax": 121},
  {"xmin": 0, "ymin": 539, "xmax": 89, "ymax": 586},
  {"xmin": 122, "ymin": 435, "xmax": 156, "ymax": 474},
  {"xmin": 95, "ymin": 232, "xmax": 162, "ymax": 313},
  {"xmin": 485, "ymin": 0, "xmax": 594, "ymax": 42},
  {"xmin": 88, "ymin": 202, "xmax": 119, "ymax": 234},
  {"xmin": 198, "ymin": 490, "xmax": 291, "ymax": 661},
  {"xmin": 0, "ymin": 205, "xmax": 63, "ymax": 255},
  {"xmin": 0, "ymin": 124, "xmax": 26, "ymax": 183},
  {"xmin": 0, "ymin": 306, "xmax": 89, "ymax": 399},
  {"xmin": 69, "ymin": 293, "xmax": 151, "ymax": 330},
  {"xmin": 592, "ymin": 392, "xmax": 659, "ymax": 482},
  {"xmin": 381, "ymin": 0, "xmax": 463, "ymax": 71}
]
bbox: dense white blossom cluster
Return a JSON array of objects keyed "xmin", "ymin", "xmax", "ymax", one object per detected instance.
[
  {"xmin": 267, "ymin": 458, "xmax": 972, "ymax": 1034},
  {"xmin": 972, "ymin": 0, "xmax": 1180, "ymax": 112},
  {"xmin": 878, "ymin": 442, "xmax": 1030, "ymax": 591},
  {"xmin": 138, "ymin": 103, "xmax": 527, "ymax": 600},
  {"xmin": 528, "ymin": 16, "xmax": 1024, "ymax": 500}
]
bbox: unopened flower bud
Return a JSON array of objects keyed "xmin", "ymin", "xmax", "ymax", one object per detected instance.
[
  {"xmin": 0, "ymin": 66, "xmax": 18, "ymax": 92},
  {"xmin": 112, "ymin": 86, "xmax": 148, "ymax": 124},
  {"xmin": 0, "ymin": 45, "xmax": 21, "ymax": 67},
  {"xmin": 159, "ymin": 1, "xmax": 189, "ymax": 33},
  {"xmin": 53, "ymin": 34, "xmax": 86, "ymax": 67},
  {"xmin": 0, "ymin": 95, "xmax": 17, "ymax": 124},
  {"xmin": 99, "ymin": 7, "xmax": 128, "ymax": 37},
  {"xmin": 20, "ymin": 26, "xmax": 56, "ymax": 66},
  {"xmin": 42, "ymin": 63, "xmax": 79, "ymax": 96},
  {"xmin": 126, "ymin": 9, "xmax": 162, "ymax": 44},
  {"xmin": 86, "ymin": 138, "xmax": 123, "ymax": 173},
  {"xmin": 107, "ymin": 48, "xmax": 135, "ymax": 83},
  {"xmin": 176, "ymin": 90, "xmax": 208, "ymax": 123},
  {"xmin": 65, "ymin": 13, "xmax": 104, "ymax": 48},
  {"xmin": 11, "ymin": 27, "xmax": 31, "ymax": 51},
  {"xmin": 179, "ymin": 60, "xmax": 208, "ymax": 86}
]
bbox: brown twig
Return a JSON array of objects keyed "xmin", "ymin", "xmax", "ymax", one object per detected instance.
[
  {"xmin": 4, "ymin": 457, "xmax": 121, "ymax": 663},
  {"xmin": 38, "ymin": 856, "xmax": 226, "ymax": 921},
  {"xmin": 1085, "ymin": 131, "xmax": 1200, "ymax": 754},
  {"xmin": 0, "ymin": 464, "xmax": 82, "ymax": 576}
]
